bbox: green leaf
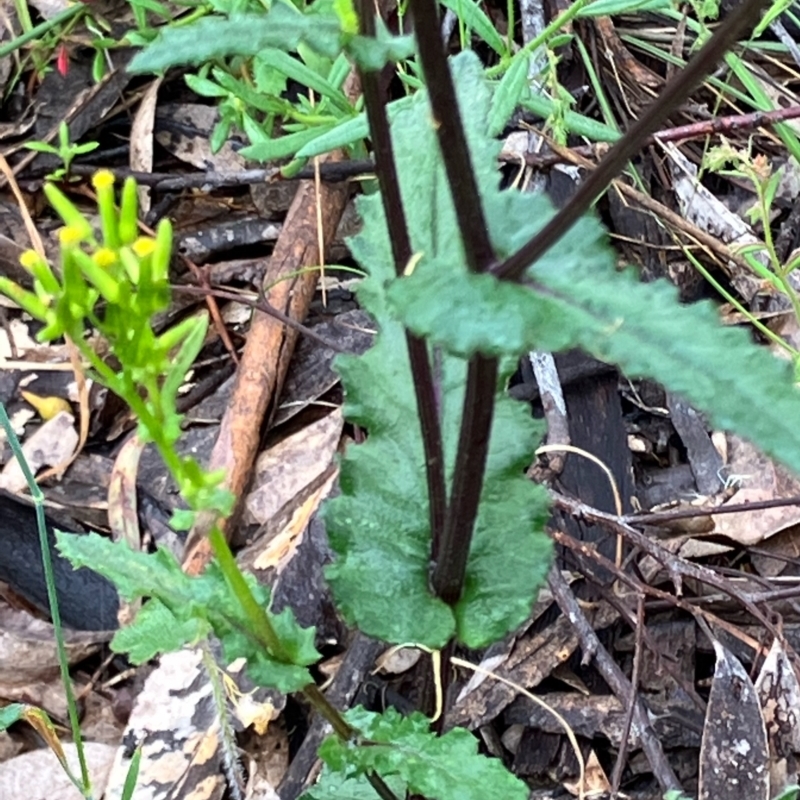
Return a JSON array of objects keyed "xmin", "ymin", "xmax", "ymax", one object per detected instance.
[
  {"xmin": 520, "ymin": 92, "xmax": 621, "ymax": 142},
  {"xmin": 295, "ymin": 95, "xmax": 413, "ymax": 159},
  {"xmin": 577, "ymin": 0, "xmax": 671, "ymax": 14},
  {"xmin": 56, "ymin": 532, "xmax": 318, "ymax": 693},
  {"xmin": 240, "ymin": 123, "xmax": 338, "ymax": 162},
  {"xmin": 210, "ymin": 566, "xmax": 318, "ymax": 693},
  {"xmin": 391, "ymin": 212, "xmax": 800, "ymax": 478},
  {"xmin": 324, "ymin": 53, "xmax": 552, "ymax": 649},
  {"xmin": 161, "ymin": 313, "xmax": 209, "ymax": 413},
  {"xmin": 772, "ymin": 786, "xmax": 800, "ymax": 800},
  {"xmin": 257, "ymin": 47, "xmax": 351, "ymax": 113},
  {"xmin": 301, "ymin": 771, "xmax": 406, "ymax": 800},
  {"xmin": 379, "ymin": 55, "xmax": 800, "ymax": 483},
  {"xmin": 72, "ymin": 142, "xmax": 100, "ymax": 155},
  {"xmin": 328, "ymin": 306, "xmax": 550, "ymax": 649},
  {"xmin": 184, "ymin": 73, "xmax": 229, "ymax": 98},
  {"xmin": 211, "ymin": 68, "xmax": 284, "ymax": 114},
  {"xmin": 24, "ymin": 142, "xmax": 60, "ymax": 155},
  {"xmin": 346, "ymin": 20, "xmax": 415, "ymax": 71},
  {"xmin": 210, "ymin": 118, "xmax": 232, "ymax": 154},
  {"xmin": 112, "ymin": 599, "xmax": 210, "ymax": 662},
  {"xmin": 120, "ymin": 747, "xmax": 142, "ymax": 800},
  {"xmin": 318, "ymin": 707, "xmax": 528, "ymax": 800},
  {"xmin": 56, "ymin": 531, "xmax": 195, "ymax": 606},
  {"xmin": 439, "ymin": 0, "xmax": 506, "ymax": 55},
  {"xmin": 128, "ymin": 7, "xmax": 343, "ymax": 73},
  {"xmin": 488, "ymin": 51, "xmax": 529, "ymax": 137}
]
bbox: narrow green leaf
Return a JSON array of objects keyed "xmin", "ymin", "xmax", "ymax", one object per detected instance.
[
  {"xmin": 72, "ymin": 142, "xmax": 100, "ymax": 155},
  {"xmin": 24, "ymin": 142, "xmax": 60, "ymax": 155},
  {"xmin": 210, "ymin": 118, "xmax": 232, "ymax": 154},
  {"xmin": 578, "ymin": 0, "xmax": 671, "ymax": 14},
  {"xmin": 240, "ymin": 123, "xmax": 338, "ymax": 162},
  {"xmin": 520, "ymin": 92, "xmax": 621, "ymax": 142},
  {"xmin": 319, "ymin": 707, "xmax": 528, "ymax": 800},
  {"xmin": 723, "ymin": 51, "xmax": 800, "ymax": 164},
  {"xmin": 294, "ymin": 115, "xmax": 370, "ymax": 158},
  {"xmin": 161, "ymin": 313, "xmax": 208, "ymax": 407},
  {"xmin": 211, "ymin": 69, "xmax": 284, "ymax": 114},
  {"xmin": 327, "ymin": 51, "xmax": 351, "ymax": 89},
  {"xmin": 120, "ymin": 747, "xmax": 142, "ymax": 800},
  {"xmin": 295, "ymin": 95, "xmax": 413, "ymax": 159},
  {"xmin": 184, "ymin": 74, "xmax": 230, "ymax": 98},
  {"xmin": 488, "ymin": 50, "xmax": 530, "ymax": 136},
  {"xmin": 257, "ymin": 47, "xmax": 351, "ymax": 113},
  {"xmin": 439, "ymin": 0, "xmax": 506, "ymax": 55}
]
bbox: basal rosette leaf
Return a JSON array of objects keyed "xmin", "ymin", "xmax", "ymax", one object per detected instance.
[
  {"xmin": 317, "ymin": 707, "xmax": 528, "ymax": 800},
  {"xmin": 325, "ymin": 319, "xmax": 454, "ymax": 648},
  {"xmin": 457, "ymin": 392, "xmax": 550, "ymax": 645},
  {"xmin": 324, "ymin": 51, "xmax": 552, "ymax": 649}
]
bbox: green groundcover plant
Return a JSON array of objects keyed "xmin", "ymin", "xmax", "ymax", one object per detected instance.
[{"xmin": 0, "ymin": 1, "xmax": 795, "ymax": 798}]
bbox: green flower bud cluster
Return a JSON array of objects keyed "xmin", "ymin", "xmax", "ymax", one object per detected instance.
[
  {"xmin": 0, "ymin": 171, "xmax": 233, "ymax": 523},
  {"xmin": 0, "ymin": 170, "xmax": 172, "ymax": 345}
]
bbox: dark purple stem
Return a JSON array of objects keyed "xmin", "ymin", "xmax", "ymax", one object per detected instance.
[
  {"xmin": 356, "ymin": 0, "xmax": 448, "ymax": 552},
  {"xmin": 409, "ymin": 0, "xmax": 498, "ymax": 604}
]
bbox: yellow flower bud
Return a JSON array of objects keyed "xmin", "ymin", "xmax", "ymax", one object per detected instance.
[
  {"xmin": 93, "ymin": 248, "xmax": 117, "ymax": 269},
  {"xmin": 132, "ymin": 237, "xmax": 156, "ymax": 258},
  {"xmin": 91, "ymin": 169, "xmax": 115, "ymax": 191}
]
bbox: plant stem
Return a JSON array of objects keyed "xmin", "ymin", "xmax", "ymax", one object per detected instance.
[
  {"xmin": 432, "ymin": 355, "xmax": 498, "ymax": 602},
  {"xmin": 303, "ymin": 683, "xmax": 355, "ymax": 740},
  {"xmin": 356, "ymin": 0, "xmax": 448, "ymax": 552},
  {"xmin": 684, "ymin": 248, "xmax": 798, "ymax": 357},
  {"xmin": 409, "ymin": 0, "xmax": 494, "ymax": 273},
  {"xmin": 409, "ymin": 0, "xmax": 499, "ymax": 604},
  {"xmin": 492, "ymin": 0, "xmax": 772, "ymax": 282},
  {"xmin": 207, "ymin": 526, "xmax": 291, "ymax": 661},
  {"xmin": 486, "ymin": 0, "xmax": 592, "ymax": 79},
  {"xmin": 0, "ymin": 3, "xmax": 84, "ymax": 58},
  {"xmin": 0, "ymin": 403, "xmax": 92, "ymax": 795}
]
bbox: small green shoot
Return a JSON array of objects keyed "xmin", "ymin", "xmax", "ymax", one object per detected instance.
[{"xmin": 24, "ymin": 122, "xmax": 99, "ymax": 180}]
